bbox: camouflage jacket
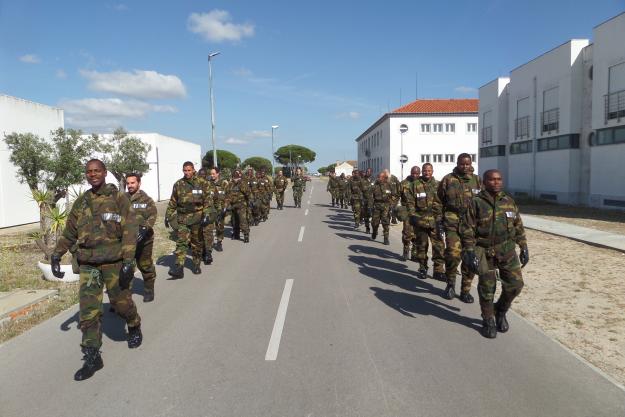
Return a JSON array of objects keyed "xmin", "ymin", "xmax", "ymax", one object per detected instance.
[
  {"xmin": 291, "ymin": 174, "xmax": 306, "ymax": 190},
  {"xmin": 369, "ymin": 180, "xmax": 393, "ymax": 206},
  {"xmin": 327, "ymin": 176, "xmax": 338, "ymax": 191},
  {"xmin": 166, "ymin": 176, "xmax": 214, "ymax": 226},
  {"xmin": 400, "ymin": 177, "xmax": 417, "ymax": 214},
  {"xmin": 54, "ymin": 183, "xmax": 137, "ymax": 264},
  {"xmin": 336, "ymin": 177, "xmax": 348, "ymax": 192},
  {"xmin": 246, "ymin": 176, "xmax": 260, "ymax": 198},
  {"xmin": 460, "ymin": 190, "xmax": 527, "ymax": 252},
  {"xmin": 412, "ymin": 177, "xmax": 442, "ymax": 228},
  {"xmin": 225, "ymin": 178, "xmax": 251, "ymax": 208},
  {"xmin": 274, "ymin": 176, "xmax": 289, "ymax": 192},
  {"xmin": 210, "ymin": 178, "xmax": 228, "ymax": 210},
  {"xmin": 258, "ymin": 176, "xmax": 273, "ymax": 196},
  {"xmin": 361, "ymin": 176, "xmax": 375, "ymax": 204},
  {"xmin": 348, "ymin": 177, "xmax": 364, "ymax": 200},
  {"xmin": 126, "ymin": 190, "xmax": 157, "ymax": 229},
  {"xmin": 389, "ymin": 175, "xmax": 401, "ymax": 201},
  {"xmin": 437, "ymin": 168, "xmax": 482, "ymax": 228}
]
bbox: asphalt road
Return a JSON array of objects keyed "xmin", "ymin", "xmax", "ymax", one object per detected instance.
[{"xmin": 1, "ymin": 179, "xmax": 624, "ymax": 417}]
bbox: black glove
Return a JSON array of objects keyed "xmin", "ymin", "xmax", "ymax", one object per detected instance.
[
  {"xmin": 520, "ymin": 247, "xmax": 529, "ymax": 268},
  {"xmin": 119, "ymin": 262, "xmax": 135, "ymax": 291},
  {"xmin": 164, "ymin": 217, "xmax": 170, "ymax": 229},
  {"xmin": 409, "ymin": 215, "xmax": 418, "ymax": 227},
  {"xmin": 201, "ymin": 215, "xmax": 210, "ymax": 227},
  {"xmin": 436, "ymin": 221, "xmax": 445, "ymax": 240},
  {"xmin": 136, "ymin": 226, "xmax": 149, "ymax": 243},
  {"xmin": 51, "ymin": 254, "xmax": 65, "ymax": 279},
  {"xmin": 462, "ymin": 250, "xmax": 480, "ymax": 275}
]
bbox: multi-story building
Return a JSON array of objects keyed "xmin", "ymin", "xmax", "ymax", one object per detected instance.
[
  {"xmin": 478, "ymin": 12, "xmax": 625, "ymax": 209},
  {"xmin": 356, "ymin": 99, "xmax": 479, "ymax": 180}
]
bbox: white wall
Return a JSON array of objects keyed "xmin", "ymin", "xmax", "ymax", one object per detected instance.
[
  {"xmin": 357, "ymin": 118, "xmax": 390, "ymax": 176},
  {"xmin": 478, "ymin": 77, "xmax": 510, "ymax": 185},
  {"xmin": 535, "ymin": 149, "xmax": 581, "ymax": 204},
  {"xmin": 0, "ymin": 95, "xmax": 65, "ymax": 228}
]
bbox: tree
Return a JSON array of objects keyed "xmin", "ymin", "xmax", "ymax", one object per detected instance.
[
  {"xmin": 100, "ymin": 127, "xmax": 151, "ymax": 191},
  {"xmin": 273, "ymin": 145, "xmax": 316, "ymax": 166},
  {"xmin": 203, "ymin": 149, "xmax": 240, "ymax": 170},
  {"xmin": 242, "ymin": 156, "xmax": 272, "ymax": 173},
  {"xmin": 318, "ymin": 166, "xmax": 329, "ymax": 175}
]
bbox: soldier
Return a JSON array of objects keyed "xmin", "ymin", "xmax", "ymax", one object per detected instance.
[
  {"xmin": 327, "ymin": 171, "xmax": 338, "ymax": 207},
  {"xmin": 412, "ymin": 163, "xmax": 445, "ymax": 280},
  {"xmin": 336, "ymin": 173, "xmax": 348, "ymax": 209},
  {"xmin": 209, "ymin": 167, "xmax": 228, "ymax": 250},
  {"xmin": 438, "ymin": 153, "xmax": 483, "ymax": 302},
  {"xmin": 198, "ymin": 168, "xmax": 219, "ymax": 265},
  {"xmin": 225, "ymin": 169, "xmax": 251, "ymax": 242},
  {"xmin": 165, "ymin": 161, "xmax": 215, "ymax": 278},
  {"xmin": 388, "ymin": 171, "xmax": 402, "ymax": 224},
  {"xmin": 360, "ymin": 168, "xmax": 374, "ymax": 234},
  {"xmin": 125, "ymin": 173, "xmax": 157, "ymax": 302},
  {"xmin": 273, "ymin": 169, "xmax": 289, "ymax": 210},
  {"xmin": 370, "ymin": 171, "xmax": 392, "ymax": 245},
  {"xmin": 50, "ymin": 159, "xmax": 142, "ymax": 381},
  {"xmin": 348, "ymin": 170, "xmax": 364, "ymax": 229},
  {"xmin": 291, "ymin": 167, "xmax": 306, "ymax": 208},
  {"xmin": 400, "ymin": 166, "xmax": 420, "ymax": 262},
  {"xmin": 258, "ymin": 169, "xmax": 272, "ymax": 221},
  {"xmin": 460, "ymin": 169, "xmax": 529, "ymax": 338}
]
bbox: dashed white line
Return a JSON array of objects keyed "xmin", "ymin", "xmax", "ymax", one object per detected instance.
[
  {"xmin": 265, "ymin": 279, "xmax": 294, "ymax": 361},
  {"xmin": 298, "ymin": 226, "xmax": 305, "ymax": 242},
  {"xmin": 305, "ymin": 208, "xmax": 309, "ymax": 216}
]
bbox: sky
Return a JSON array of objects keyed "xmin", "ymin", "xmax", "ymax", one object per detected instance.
[{"xmin": 1, "ymin": 0, "xmax": 623, "ymax": 171}]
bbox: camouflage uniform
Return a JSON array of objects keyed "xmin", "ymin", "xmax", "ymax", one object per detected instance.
[
  {"xmin": 273, "ymin": 175, "xmax": 289, "ymax": 209},
  {"xmin": 291, "ymin": 174, "xmax": 306, "ymax": 208},
  {"xmin": 246, "ymin": 174, "xmax": 261, "ymax": 224},
  {"xmin": 460, "ymin": 190, "xmax": 527, "ymax": 319},
  {"xmin": 400, "ymin": 176, "xmax": 418, "ymax": 257},
  {"xmin": 259, "ymin": 175, "xmax": 273, "ymax": 220},
  {"xmin": 211, "ymin": 177, "xmax": 229, "ymax": 241},
  {"xmin": 437, "ymin": 168, "xmax": 482, "ymax": 293},
  {"xmin": 166, "ymin": 175, "xmax": 214, "ymax": 267},
  {"xmin": 389, "ymin": 174, "xmax": 402, "ymax": 223},
  {"xmin": 225, "ymin": 178, "xmax": 251, "ymax": 239},
  {"xmin": 369, "ymin": 179, "xmax": 393, "ymax": 241},
  {"xmin": 413, "ymin": 176, "xmax": 444, "ymax": 273},
  {"xmin": 127, "ymin": 189, "xmax": 157, "ymax": 295},
  {"xmin": 336, "ymin": 175, "xmax": 348, "ymax": 208},
  {"xmin": 360, "ymin": 174, "xmax": 375, "ymax": 232},
  {"xmin": 348, "ymin": 175, "xmax": 365, "ymax": 226},
  {"xmin": 53, "ymin": 183, "xmax": 140, "ymax": 349},
  {"xmin": 327, "ymin": 174, "xmax": 339, "ymax": 206},
  {"xmin": 201, "ymin": 180, "xmax": 220, "ymax": 256}
]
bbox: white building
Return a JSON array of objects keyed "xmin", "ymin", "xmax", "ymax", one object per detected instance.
[
  {"xmin": 478, "ymin": 12, "xmax": 625, "ymax": 209},
  {"xmin": 356, "ymin": 99, "xmax": 479, "ymax": 180},
  {"xmin": 334, "ymin": 160, "xmax": 356, "ymax": 176},
  {"xmin": 0, "ymin": 94, "xmax": 65, "ymax": 228}
]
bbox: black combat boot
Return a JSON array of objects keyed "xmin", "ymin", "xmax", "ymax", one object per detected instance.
[
  {"xmin": 214, "ymin": 240, "xmax": 223, "ymax": 252},
  {"xmin": 459, "ymin": 291, "xmax": 474, "ymax": 304},
  {"xmin": 74, "ymin": 347, "xmax": 103, "ymax": 381},
  {"xmin": 443, "ymin": 284, "xmax": 456, "ymax": 300},
  {"xmin": 417, "ymin": 265, "xmax": 428, "ymax": 279},
  {"xmin": 365, "ymin": 224, "xmax": 370, "ymax": 234},
  {"xmin": 192, "ymin": 263, "xmax": 201, "ymax": 275},
  {"xmin": 402, "ymin": 246, "xmax": 410, "ymax": 261},
  {"xmin": 203, "ymin": 250, "xmax": 213, "ymax": 265},
  {"xmin": 495, "ymin": 304, "xmax": 510, "ymax": 333},
  {"xmin": 143, "ymin": 281, "xmax": 154, "ymax": 302},
  {"xmin": 243, "ymin": 234, "xmax": 250, "ymax": 243},
  {"xmin": 127, "ymin": 325, "xmax": 143, "ymax": 348},
  {"xmin": 410, "ymin": 252, "xmax": 418, "ymax": 262},
  {"xmin": 481, "ymin": 317, "xmax": 497, "ymax": 339},
  {"xmin": 371, "ymin": 228, "xmax": 378, "ymax": 240},
  {"xmin": 168, "ymin": 263, "xmax": 184, "ymax": 279},
  {"xmin": 433, "ymin": 271, "xmax": 446, "ymax": 281},
  {"xmin": 383, "ymin": 236, "xmax": 390, "ymax": 245},
  {"xmin": 391, "ymin": 216, "xmax": 398, "ymax": 225}
]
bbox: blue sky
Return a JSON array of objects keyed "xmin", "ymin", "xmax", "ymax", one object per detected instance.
[{"xmin": 1, "ymin": 0, "xmax": 623, "ymax": 170}]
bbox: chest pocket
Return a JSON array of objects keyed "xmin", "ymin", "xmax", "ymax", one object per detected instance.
[
  {"xmin": 415, "ymin": 191, "xmax": 428, "ymax": 209},
  {"xmin": 78, "ymin": 194, "xmax": 122, "ymax": 248}
]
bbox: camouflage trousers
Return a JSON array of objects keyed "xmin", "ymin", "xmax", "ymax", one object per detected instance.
[
  {"xmin": 201, "ymin": 223, "xmax": 215, "ymax": 253},
  {"xmin": 336, "ymin": 191, "xmax": 347, "ymax": 207},
  {"xmin": 402, "ymin": 219, "xmax": 416, "ymax": 250},
  {"xmin": 475, "ymin": 244, "xmax": 524, "ymax": 319},
  {"xmin": 372, "ymin": 202, "xmax": 390, "ymax": 237},
  {"xmin": 360, "ymin": 201, "xmax": 371, "ymax": 228},
  {"xmin": 390, "ymin": 197, "xmax": 399, "ymax": 221},
  {"xmin": 293, "ymin": 188, "xmax": 304, "ymax": 206},
  {"xmin": 135, "ymin": 234, "xmax": 156, "ymax": 292},
  {"xmin": 175, "ymin": 222, "xmax": 202, "ymax": 265},
  {"xmin": 444, "ymin": 228, "xmax": 475, "ymax": 293},
  {"xmin": 215, "ymin": 217, "xmax": 225, "ymax": 241},
  {"xmin": 231, "ymin": 204, "xmax": 250, "ymax": 235},
  {"xmin": 79, "ymin": 262, "xmax": 140, "ymax": 349},
  {"xmin": 414, "ymin": 226, "xmax": 445, "ymax": 272},
  {"xmin": 251, "ymin": 197, "xmax": 262, "ymax": 221},
  {"xmin": 261, "ymin": 195, "xmax": 271, "ymax": 217},
  {"xmin": 328, "ymin": 189, "xmax": 338, "ymax": 204},
  {"xmin": 351, "ymin": 199, "xmax": 363, "ymax": 224},
  {"xmin": 275, "ymin": 191, "xmax": 285, "ymax": 207}
]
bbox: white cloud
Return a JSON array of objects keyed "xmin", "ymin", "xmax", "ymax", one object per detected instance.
[
  {"xmin": 233, "ymin": 67, "xmax": 253, "ymax": 77},
  {"xmin": 225, "ymin": 137, "xmax": 249, "ymax": 145},
  {"xmin": 56, "ymin": 69, "xmax": 67, "ymax": 79},
  {"xmin": 246, "ymin": 130, "xmax": 272, "ymax": 138},
  {"xmin": 19, "ymin": 54, "xmax": 41, "ymax": 64},
  {"xmin": 336, "ymin": 111, "xmax": 361, "ymax": 120},
  {"xmin": 80, "ymin": 69, "xmax": 186, "ymax": 99},
  {"xmin": 60, "ymin": 97, "xmax": 176, "ymax": 131},
  {"xmin": 188, "ymin": 10, "xmax": 255, "ymax": 43},
  {"xmin": 454, "ymin": 86, "xmax": 478, "ymax": 94}
]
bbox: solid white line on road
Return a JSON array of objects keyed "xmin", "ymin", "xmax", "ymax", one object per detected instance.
[
  {"xmin": 298, "ymin": 226, "xmax": 305, "ymax": 242},
  {"xmin": 265, "ymin": 279, "xmax": 294, "ymax": 361},
  {"xmin": 305, "ymin": 208, "xmax": 309, "ymax": 216}
]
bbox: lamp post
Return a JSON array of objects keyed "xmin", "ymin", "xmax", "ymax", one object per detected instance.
[
  {"xmin": 208, "ymin": 51, "xmax": 220, "ymax": 168},
  {"xmin": 399, "ymin": 124, "xmax": 408, "ymax": 179},
  {"xmin": 271, "ymin": 125, "xmax": 279, "ymax": 175}
]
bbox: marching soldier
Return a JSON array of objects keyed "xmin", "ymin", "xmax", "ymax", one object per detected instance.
[
  {"xmin": 209, "ymin": 167, "xmax": 228, "ymax": 251},
  {"xmin": 125, "ymin": 173, "xmax": 158, "ymax": 302},
  {"xmin": 348, "ymin": 169, "xmax": 364, "ymax": 229},
  {"xmin": 437, "ymin": 153, "xmax": 482, "ymax": 302},
  {"xmin": 460, "ymin": 169, "xmax": 529, "ymax": 338},
  {"xmin": 400, "ymin": 166, "xmax": 420, "ymax": 262},
  {"xmin": 336, "ymin": 173, "xmax": 348, "ymax": 209},
  {"xmin": 273, "ymin": 170, "xmax": 289, "ymax": 210},
  {"xmin": 225, "ymin": 169, "xmax": 251, "ymax": 242},
  {"xmin": 198, "ymin": 168, "xmax": 219, "ymax": 265},
  {"xmin": 258, "ymin": 169, "xmax": 272, "ymax": 221},
  {"xmin": 388, "ymin": 171, "xmax": 402, "ymax": 224},
  {"xmin": 327, "ymin": 171, "xmax": 339, "ymax": 207},
  {"xmin": 165, "ymin": 161, "xmax": 215, "ymax": 278},
  {"xmin": 291, "ymin": 167, "xmax": 306, "ymax": 208},
  {"xmin": 360, "ymin": 168, "xmax": 374, "ymax": 234},
  {"xmin": 369, "ymin": 171, "xmax": 393, "ymax": 245},
  {"xmin": 51, "ymin": 159, "xmax": 142, "ymax": 381}
]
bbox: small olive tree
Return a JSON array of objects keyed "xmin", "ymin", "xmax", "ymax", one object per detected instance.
[{"xmin": 99, "ymin": 127, "xmax": 152, "ymax": 191}]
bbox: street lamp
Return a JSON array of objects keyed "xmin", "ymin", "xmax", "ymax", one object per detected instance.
[
  {"xmin": 208, "ymin": 51, "xmax": 220, "ymax": 168},
  {"xmin": 399, "ymin": 124, "xmax": 408, "ymax": 179},
  {"xmin": 271, "ymin": 125, "xmax": 279, "ymax": 175}
]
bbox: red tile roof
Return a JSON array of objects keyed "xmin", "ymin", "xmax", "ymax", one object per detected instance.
[{"xmin": 392, "ymin": 99, "xmax": 478, "ymax": 114}]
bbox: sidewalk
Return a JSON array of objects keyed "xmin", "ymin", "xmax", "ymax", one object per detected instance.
[{"xmin": 523, "ymin": 214, "xmax": 625, "ymax": 252}]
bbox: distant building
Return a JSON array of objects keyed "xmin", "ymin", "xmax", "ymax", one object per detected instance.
[
  {"xmin": 355, "ymin": 99, "xmax": 479, "ymax": 180},
  {"xmin": 334, "ymin": 160, "xmax": 356, "ymax": 176},
  {"xmin": 478, "ymin": 12, "xmax": 625, "ymax": 209}
]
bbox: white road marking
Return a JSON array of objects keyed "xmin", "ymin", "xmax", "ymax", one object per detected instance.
[
  {"xmin": 298, "ymin": 226, "xmax": 305, "ymax": 242},
  {"xmin": 307, "ymin": 200, "xmax": 311, "ymax": 205},
  {"xmin": 265, "ymin": 279, "xmax": 294, "ymax": 361},
  {"xmin": 305, "ymin": 208, "xmax": 309, "ymax": 216}
]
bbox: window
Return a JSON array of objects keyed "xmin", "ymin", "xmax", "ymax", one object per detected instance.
[
  {"xmin": 482, "ymin": 110, "xmax": 493, "ymax": 145},
  {"xmin": 606, "ymin": 62, "xmax": 625, "ymax": 123},
  {"xmin": 510, "ymin": 140, "xmax": 533, "ymax": 154},
  {"xmin": 421, "ymin": 154, "xmax": 431, "ymax": 163},
  {"xmin": 445, "ymin": 154, "xmax": 455, "ymax": 163},
  {"xmin": 480, "ymin": 145, "xmax": 506, "ymax": 158},
  {"xmin": 542, "ymin": 87, "xmax": 559, "ymax": 133},
  {"xmin": 467, "ymin": 123, "xmax": 477, "ymax": 133},
  {"xmin": 445, "ymin": 123, "xmax": 455, "ymax": 133},
  {"xmin": 433, "ymin": 123, "xmax": 443, "ymax": 133},
  {"xmin": 537, "ymin": 134, "xmax": 580, "ymax": 152},
  {"xmin": 515, "ymin": 97, "xmax": 530, "ymax": 139},
  {"xmin": 421, "ymin": 124, "xmax": 431, "ymax": 133},
  {"xmin": 591, "ymin": 127, "xmax": 625, "ymax": 146},
  {"xmin": 433, "ymin": 154, "xmax": 443, "ymax": 163}
]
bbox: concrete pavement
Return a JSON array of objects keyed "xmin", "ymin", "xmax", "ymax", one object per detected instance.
[{"xmin": 0, "ymin": 179, "xmax": 623, "ymax": 417}]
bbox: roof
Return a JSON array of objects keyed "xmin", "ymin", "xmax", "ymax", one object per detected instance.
[
  {"xmin": 392, "ymin": 99, "xmax": 478, "ymax": 114},
  {"xmin": 336, "ymin": 160, "xmax": 356, "ymax": 167}
]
